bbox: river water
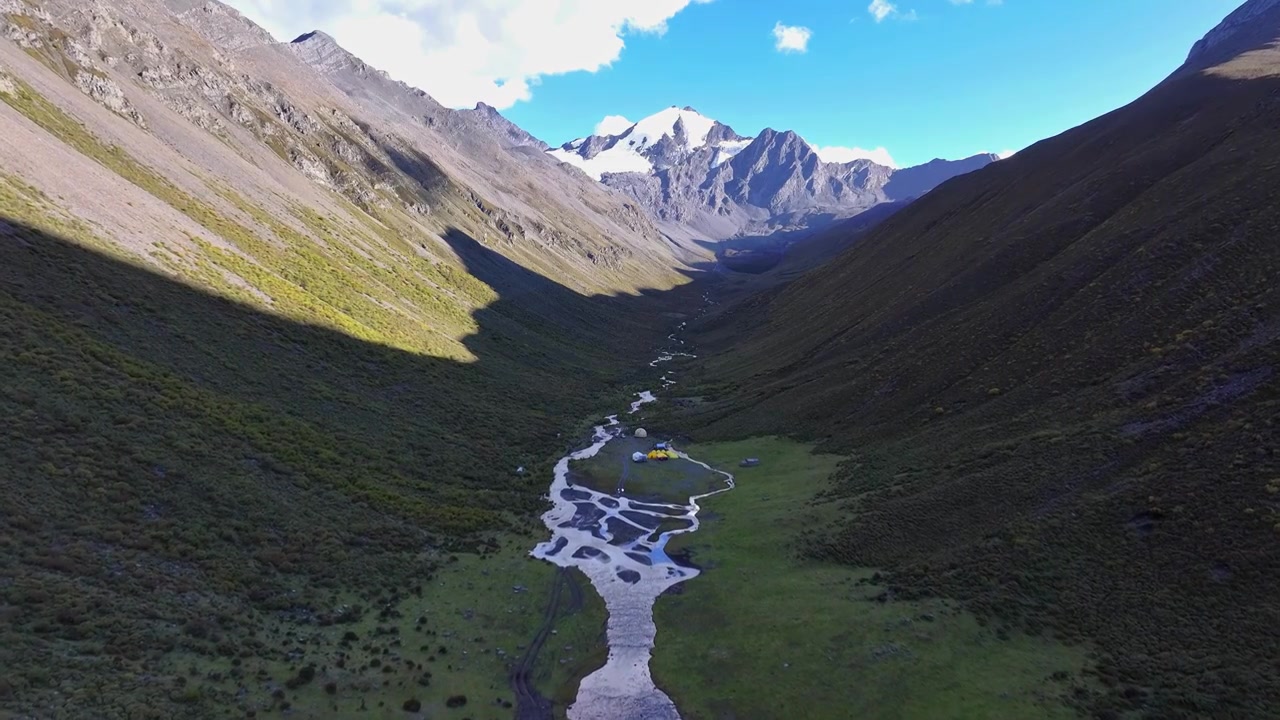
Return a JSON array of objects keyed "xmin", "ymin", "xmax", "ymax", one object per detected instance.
[{"xmin": 530, "ymin": 325, "xmax": 733, "ymax": 720}]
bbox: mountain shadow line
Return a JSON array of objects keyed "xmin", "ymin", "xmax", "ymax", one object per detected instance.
[{"xmin": 0, "ymin": 218, "xmax": 704, "ymax": 717}]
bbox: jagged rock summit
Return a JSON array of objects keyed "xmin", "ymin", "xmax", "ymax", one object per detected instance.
[
  {"xmin": 550, "ymin": 106, "xmax": 752, "ymax": 179},
  {"xmin": 550, "ymin": 106, "xmax": 1001, "ymax": 241}
]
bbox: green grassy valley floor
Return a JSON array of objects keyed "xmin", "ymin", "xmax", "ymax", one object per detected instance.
[
  {"xmin": 650, "ymin": 438, "xmax": 1093, "ymax": 720},
  {"xmin": 164, "ymin": 540, "xmax": 606, "ymax": 719},
  {"xmin": 570, "ymin": 436, "xmax": 726, "ymax": 505}
]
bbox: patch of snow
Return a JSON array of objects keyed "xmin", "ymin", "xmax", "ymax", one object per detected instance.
[
  {"xmin": 549, "ymin": 146, "xmax": 653, "ymax": 180},
  {"xmin": 710, "ymin": 139, "xmax": 752, "ymax": 168}
]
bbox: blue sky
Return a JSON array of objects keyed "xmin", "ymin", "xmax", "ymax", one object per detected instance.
[
  {"xmin": 501, "ymin": 0, "xmax": 1237, "ymax": 166},
  {"xmin": 229, "ymin": 0, "xmax": 1240, "ymax": 168}
]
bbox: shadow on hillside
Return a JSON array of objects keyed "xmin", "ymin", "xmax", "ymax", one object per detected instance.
[
  {"xmin": 690, "ymin": 202, "xmax": 909, "ymax": 277},
  {"xmin": 670, "ymin": 60, "xmax": 1280, "ymax": 719},
  {"xmin": 0, "ymin": 217, "xmax": 705, "ymax": 718}
]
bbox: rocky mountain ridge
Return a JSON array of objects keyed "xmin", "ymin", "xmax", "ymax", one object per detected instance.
[
  {"xmin": 550, "ymin": 105, "xmax": 1000, "ymax": 241},
  {"xmin": 1185, "ymin": 0, "xmax": 1280, "ymax": 70},
  {"xmin": 1, "ymin": 0, "xmax": 696, "ymax": 297}
]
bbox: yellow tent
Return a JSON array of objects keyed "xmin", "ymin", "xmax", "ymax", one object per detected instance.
[{"xmin": 647, "ymin": 450, "xmax": 671, "ymax": 461}]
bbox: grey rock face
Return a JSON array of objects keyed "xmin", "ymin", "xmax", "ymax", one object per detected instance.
[
  {"xmin": 167, "ymin": 0, "xmax": 276, "ymax": 52},
  {"xmin": 554, "ymin": 111, "xmax": 999, "ymax": 241},
  {"xmin": 458, "ymin": 101, "xmax": 549, "ymax": 151},
  {"xmin": 74, "ymin": 69, "xmax": 147, "ymax": 127},
  {"xmin": 2, "ymin": 0, "xmax": 694, "ymax": 297},
  {"xmin": 280, "ymin": 24, "xmax": 681, "ymax": 273}
]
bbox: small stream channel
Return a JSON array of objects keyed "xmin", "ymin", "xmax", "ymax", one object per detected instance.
[{"xmin": 530, "ymin": 319, "xmax": 733, "ymax": 720}]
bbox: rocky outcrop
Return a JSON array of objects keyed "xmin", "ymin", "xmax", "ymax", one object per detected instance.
[
  {"xmin": 74, "ymin": 68, "xmax": 147, "ymax": 126},
  {"xmin": 460, "ymin": 101, "xmax": 548, "ymax": 151}
]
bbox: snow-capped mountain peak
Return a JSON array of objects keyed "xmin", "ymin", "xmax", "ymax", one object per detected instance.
[
  {"xmin": 623, "ymin": 106, "xmax": 715, "ymax": 151},
  {"xmin": 547, "ymin": 105, "xmax": 1001, "ymax": 242},
  {"xmin": 550, "ymin": 106, "xmax": 749, "ymax": 180}
]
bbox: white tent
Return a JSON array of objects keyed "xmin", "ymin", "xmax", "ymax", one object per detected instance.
[
  {"xmin": 631, "ymin": 451, "xmax": 647, "ymax": 463},
  {"xmin": 634, "ymin": 428, "xmax": 648, "ymax": 438}
]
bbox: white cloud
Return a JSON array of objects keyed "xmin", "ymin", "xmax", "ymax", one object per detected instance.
[
  {"xmin": 868, "ymin": 0, "xmax": 916, "ymax": 22},
  {"xmin": 814, "ymin": 144, "xmax": 898, "ymax": 168},
  {"xmin": 997, "ymin": 149, "xmax": 1016, "ymax": 159},
  {"xmin": 594, "ymin": 114, "xmax": 634, "ymax": 136},
  {"xmin": 772, "ymin": 22, "xmax": 812, "ymax": 53},
  {"xmin": 868, "ymin": 0, "xmax": 896, "ymax": 22},
  {"xmin": 223, "ymin": 0, "xmax": 713, "ymax": 110}
]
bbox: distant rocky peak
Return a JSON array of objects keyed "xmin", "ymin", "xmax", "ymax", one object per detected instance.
[
  {"xmin": 168, "ymin": 0, "xmax": 278, "ymax": 52},
  {"xmin": 290, "ymin": 30, "xmax": 333, "ymax": 45},
  {"xmin": 1185, "ymin": 0, "xmax": 1280, "ymax": 70},
  {"xmin": 705, "ymin": 121, "xmax": 748, "ymax": 144},
  {"xmin": 753, "ymin": 128, "xmax": 807, "ymax": 150},
  {"xmin": 287, "ymin": 29, "xmax": 386, "ymax": 78},
  {"xmin": 460, "ymin": 101, "xmax": 550, "ymax": 151}
]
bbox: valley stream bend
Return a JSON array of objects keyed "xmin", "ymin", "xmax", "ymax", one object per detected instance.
[{"xmin": 531, "ymin": 331, "xmax": 734, "ymax": 720}]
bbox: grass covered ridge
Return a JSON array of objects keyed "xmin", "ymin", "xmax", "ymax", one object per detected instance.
[{"xmin": 669, "ymin": 45, "xmax": 1280, "ymax": 720}]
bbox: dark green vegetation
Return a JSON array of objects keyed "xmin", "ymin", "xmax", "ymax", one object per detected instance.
[
  {"xmin": 0, "ymin": 74, "xmax": 698, "ymax": 716},
  {"xmin": 667, "ymin": 25, "xmax": 1280, "ymax": 720},
  {"xmin": 0, "ymin": 208, "xmax": 679, "ymax": 716},
  {"xmin": 652, "ymin": 438, "xmax": 1091, "ymax": 720},
  {"xmin": 0, "ymin": 13, "xmax": 710, "ymax": 712},
  {"xmin": 570, "ymin": 437, "xmax": 726, "ymax": 505}
]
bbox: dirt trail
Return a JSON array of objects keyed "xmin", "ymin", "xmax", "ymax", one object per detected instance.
[{"xmin": 510, "ymin": 567, "xmax": 585, "ymax": 720}]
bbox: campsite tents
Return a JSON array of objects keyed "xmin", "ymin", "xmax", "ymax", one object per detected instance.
[
  {"xmin": 635, "ymin": 428, "xmax": 648, "ymax": 438},
  {"xmin": 632, "ymin": 451, "xmax": 647, "ymax": 463},
  {"xmin": 647, "ymin": 450, "xmax": 671, "ymax": 461}
]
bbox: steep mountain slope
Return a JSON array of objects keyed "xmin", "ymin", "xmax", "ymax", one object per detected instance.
[
  {"xmin": 671, "ymin": 2, "xmax": 1280, "ymax": 717},
  {"xmin": 550, "ymin": 106, "xmax": 1000, "ymax": 241},
  {"xmin": 0, "ymin": 0, "xmax": 699, "ymax": 715}
]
